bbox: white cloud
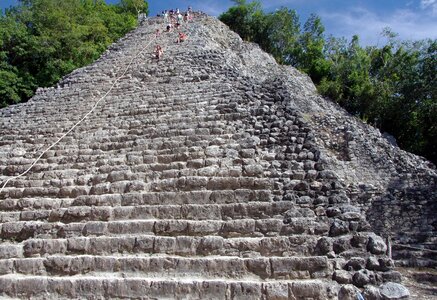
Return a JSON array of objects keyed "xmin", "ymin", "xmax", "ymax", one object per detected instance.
[
  {"xmin": 421, "ymin": 0, "xmax": 437, "ymax": 15},
  {"xmin": 320, "ymin": 7, "xmax": 437, "ymax": 46},
  {"xmin": 187, "ymin": 0, "xmax": 437, "ymax": 45}
]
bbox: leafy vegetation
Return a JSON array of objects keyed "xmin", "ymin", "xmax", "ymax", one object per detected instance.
[
  {"xmin": 0, "ymin": 0, "xmax": 148, "ymax": 107},
  {"xmin": 220, "ymin": 0, "xmax": 436, "ymax": 164}
]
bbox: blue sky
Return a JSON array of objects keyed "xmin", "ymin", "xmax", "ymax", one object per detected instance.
[{"xmin": 1, "ymin": 0, "xmax": 436, "ymax": 45}]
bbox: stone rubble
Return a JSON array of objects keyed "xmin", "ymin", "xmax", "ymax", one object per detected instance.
[{"xmin": 0, "ymin": 14, "xmax": 435, "ymax": 299}]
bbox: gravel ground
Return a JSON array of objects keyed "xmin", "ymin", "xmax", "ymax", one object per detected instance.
[{"xmin": 398, "ymin": 267, "xmax": 437, "ymax": 299}]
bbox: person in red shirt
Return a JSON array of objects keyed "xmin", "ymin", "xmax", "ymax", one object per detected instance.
[{"xmin": 177, "ymin": 32, "xmax": 187, "ymax": 43}]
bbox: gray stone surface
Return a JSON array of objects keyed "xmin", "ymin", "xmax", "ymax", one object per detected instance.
[
  {"xmin": 380, "ymin": 282, "xmax": 410, "ymax": 299},
  {"xmin": 0, "ymin": 11, "xmax": 432, "ymax": 298}
]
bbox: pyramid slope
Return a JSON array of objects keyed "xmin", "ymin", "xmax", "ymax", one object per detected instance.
[{"xmin": 0, "ymin": 14, "xmax": 435, "ymax": 299}]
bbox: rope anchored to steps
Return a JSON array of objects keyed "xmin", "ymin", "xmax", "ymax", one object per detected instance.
[
  {"xmin": 0, "ymin": 26, "xmax": 158, "ymax": 195},
  {"xmin": 0, "ymin": 14, "xmax": 201, "ymax": 196},
  {"xmin": 393, "ymin": 243, "xmax": 437, "ymax": 254}
]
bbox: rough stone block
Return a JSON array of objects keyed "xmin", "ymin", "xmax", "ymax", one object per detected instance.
[
  {"xmin": 338, "ymin": 284, "xmax": 362, "ymax": 300},
  {"xmin": 0, "ymin": 260, "xmax": 14, "ymax": 275},
  {"xmin": 67, "ymin": 237, "xmax": 88, "ymax": 254},
  {"xmin": 182, "ymin": 204, "xmax": 221, "ymax": 220},
  {"xmin": 255, "ymin": 219, "xmax": 283, "ymax": 235},
  {"xmin": 334, "ymin": 270, "xmax": 352, "ymax": 284},
  {"xmin": 134, "ymin": 236, "xmax": 154, "ymax": 253},
  {"xmin": 154, "ymin": 236, "xmax": 176, "ymax": 254},
  {"xmin": 175, "ymin": 236, "xmax": 199, "ymax": 256},
  {"xmin": 264, "ymin": 282, "xmax": 290, "ymax": 300},
  {"xmin": 188, "ymin": 221, "xmax": 221, "ymax": 235},
  {"xmin": 1, "ymin": 222, "xmax": 24, "ymax": 239},
  {"xmin": 15, "ymin": 258, "xmax": 45, "ymax": 275},
  {"xmin": 230, "ymin": 282, "xmax": 262, "ymax": 300},
  {"xmin": 197, "ymin": 236, "xmax": 224, "ymax": 255},
  {"xmin": 290, "ymin": 281, "xmax": 327, "ymax": 299},
  {"xmin": 82, "ymin": 222, "xmax": 107, "ymax": 236},
  {"xmin": 0, "ymin": 244, "xmax": 21, "ymax": 259},
  {"xmin": 15, "ymin": 278, "xmax": 48, "ymax": 297},
  {"xmin": 245, "ymin": 258, "xmax": 271, "ymax": 279},
  {"xmin": 155, "ymin": 220, "xmax": 188, "ymax": 235},
  {"xmin": 47, "ymin": 278, "xmax": 76, "ymax": 298},
  {"xmin": 207, "ymin": 177, "xmax": 240, "ymax": 190},
  {"xmin": 199, "ymin": 281, "xmax": 227, "ymax": 300},
  {"xmin": 379, "ymin": 282, "xmax": 410, "ymax": 299},
  {"xmin": 367, "ymin": 235, "xmax": 387, "ymax": 255},
  {"xmin": 222, "ymin": 220, "xmax": 256, "ymax": 237},
  {"xmin": 109, "ymin": 221, "xmax": 154, "ymax": 235}
]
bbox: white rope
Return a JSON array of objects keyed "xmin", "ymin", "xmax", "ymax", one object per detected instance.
[
  {"xmin": 393, "ymin": 243, "xmax": 437, "ymax": 254},
  {"xmin": 0, "ymin": 27, "xmax": 157, "ymax": 195},
  {"xmin": 0, "ymin": 14, "xmax": 202, "ymax": 195}
]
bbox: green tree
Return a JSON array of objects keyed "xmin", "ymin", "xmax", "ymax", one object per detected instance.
[
  {"xmin": 264, "ymin": 8, "xmax": 301, "ymax": 65},
  {"xmin": 0, "ymin": 0, "xmax": 143, "ymax": 108},
  {"xmin": 297, "ymin": 14, "xmax": 330, "ymax": 83},
  {"xmin": 219, "ymin": 0, "xmax": 262, "ymax": 41},
  {"xmin": 119, "ymin": 0, "xmax": 149, "ymax": 15},
  {"xmin": 319, "ymin": 35, "xmax": 374, "ymax": 117}
]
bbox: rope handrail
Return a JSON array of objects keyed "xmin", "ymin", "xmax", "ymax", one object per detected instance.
[
  {"xmin": 393, "ymin": 243, "xmax": 437, "ymax": 254},
  {"xmin": 0, "ymin": 13, "xmax": 201, "ymax": 196},
  {"xmin": 0, "ymin": 26, "xmax": 157, "ymax": 195}
]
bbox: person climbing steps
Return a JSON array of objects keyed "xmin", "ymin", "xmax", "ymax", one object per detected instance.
[
  {"xmin": 154, "ymin": 45, "xmax": 163, "ymax": 60},
  {"xmin": 177, "ymin": 32, "xmax": 187, "ymax": 43}
]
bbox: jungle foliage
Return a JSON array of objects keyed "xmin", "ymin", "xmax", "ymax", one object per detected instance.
[
  {"xmin": 220, "ymin": 0, "xmax": 436, "ymax": 164},
  {"xmin": 0, "ymin": 0, "xmax": 148, "ymax": 107}
]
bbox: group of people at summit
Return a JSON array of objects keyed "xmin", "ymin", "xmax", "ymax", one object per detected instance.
[{"xmin": 154, "ymin": 7, "xmax": 194, "ymax": 61}]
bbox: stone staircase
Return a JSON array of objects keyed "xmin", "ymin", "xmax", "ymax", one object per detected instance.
[{"xmin": 0, "ymin": 13, "xmax": 432, "ymax": 299}]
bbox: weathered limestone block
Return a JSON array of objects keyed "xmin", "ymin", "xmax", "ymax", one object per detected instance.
[
  {"xmin": 134, "ymin": 236, "xmax": 154, "ymax": 253},
  {"xmin": 338, "ymin": 284, "xmax": 362, "ymax": 300},
  {"xmin": 109, "ymin": 221, "xmax": 154, "ymax": 235},
  {"xmin": 155, "ymin": 220, "xmax": 188, "ymax": 235},
  {"xmin": 0, "ymin": 260, "xmax": 14, "ymax": 275},
  {"xmin": 0, "ymin": 244, "xmax": 22, "ymax": 259},
  {"xmin": 271, "ymin": 257, "xmax": 328, "ymax": 279},
  {"xmin": 363, "ymin": 285, "xmax": 382, "ymax": 300},
  {"xmin": 243, "ymin": 164, "xmax": 263, "ymax": 177},
  {"xmin": 222, "ymin": 219, "xmax": 256, "ymax": 237},
  {"xmin": 367, "ymin": 234, "xmax": 388, "ymax": 255},
  {"xmin": 334, "ymin": 270, "xmax": 353, "ymax": 284},
  {"xmin": 330, "ymin": 220, "xmax": 350, "ymax": 236},
  {"xmin": 264, "ymin": 282, "xmax": 290, "ymax": 300},
  {"xmin": 0, "ymin": 14, "xmax": 424, "ymax": 299},
  {"xmin": 379, "ymin": 282, "xmax": 410, "ymax": 299},
  {"xmin": 230, "ymin": 282, "xmax": 262, "ymax": 300},
  {"xmin": 15, "ymin": 258, "xmax": 46, "ymax": 275},
  {"xmin": 198, "ymin": 236, "xmax": 224, "ymax": 255},
  {"xmin": 182, "ymin": 204, "xmax": 221, "ymax": 220},
  {"xmin": 15, "ymin": 277, "xmax": 48, "ymax": 298},
  {"xmin": 207, "ymin": 177, "xmax": 240, "ymax": 190},
  {"xmin": 291, "ymin": 281, "xmax": 333, "ymax": 299},
  {"xmin": 353, "ymin": 270, "xmax": 372, "ymax": 287},
  {"xmin": 1, "ymin": 222, "xmax": 24, "ymax": 239},
  {"xmin": 82, "ymin": 222, "xmax": 107, "ymax": 236}
]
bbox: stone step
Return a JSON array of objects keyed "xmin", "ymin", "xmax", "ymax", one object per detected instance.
[
  {"xmin": 0, "ymin": 198, "xmax": 74, "ymax": 211},
  {"xmin": 0, "ymin": 190, "xmax": 274, "ymax": 211},
  {"xmin": 1, "ymin": 175, "xmax": 279, "ymax": 198},
  {"xmin": 0, "ymin": 201, "xmax": 293, "ymax": 223},
  {"xmin": 1, "ymin": 235, "xmax": 318, "ymax": 259},
  {"xmin": 1, "ymin": 178, "xmax": 280, "ymax": 200},
  {"xmin": 48, "ymin": 201, "xmax": 294, "ymax": 223},
  {"xmin": 0, "ymin": 275, "xmax": 338, "ymax": 299},
  {"xmin": 2, "ymin": 255, "xmax": 331, "ymax": 281},
  {"xmin": 0, "ymin": 218, "xmax": 327, "ymax": 241}
]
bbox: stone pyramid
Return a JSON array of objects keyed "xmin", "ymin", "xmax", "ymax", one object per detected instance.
[{"xmin": 0, "ymin": 14, "xmax": 435, "ymax": 299}]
